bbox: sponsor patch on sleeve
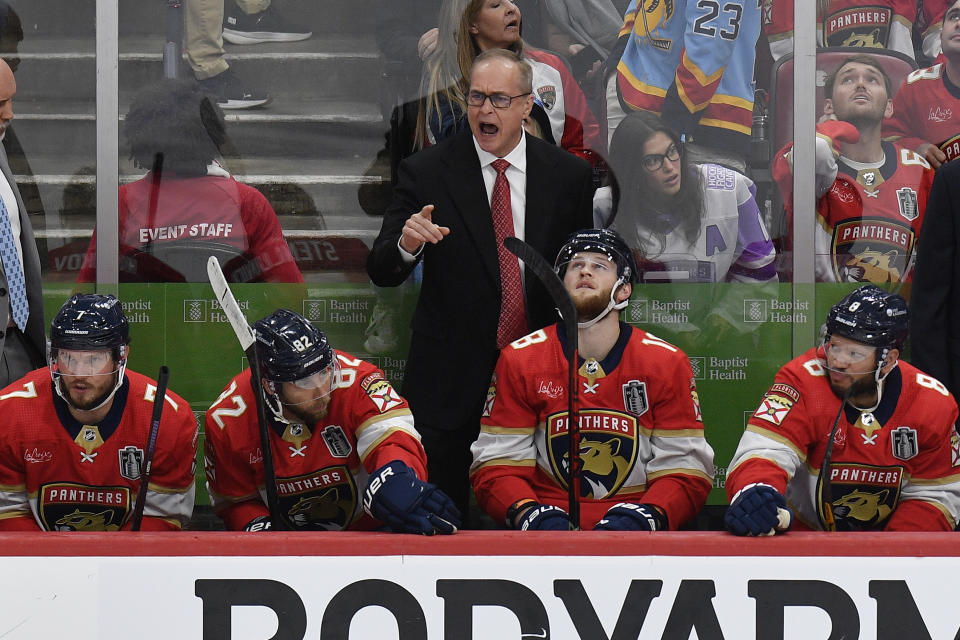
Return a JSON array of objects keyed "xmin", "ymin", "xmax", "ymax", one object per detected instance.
[
  {"xmin": 366, "ymin": 380, "xmax": 403, "ymax": 413},
  {"xmin": 951, "ymin": 431, "xmax": 960, "ymax": 468},
  {"xmin": 752, "ymin": 383, "xmax": 800, "ymax": 426},
  {"xmin": 360, "ymin": 371, "xmax": 385, "ymax": 391},
  {"xmin": 482, "ymin": 373, "xmax": 497, "ymax": 418}
]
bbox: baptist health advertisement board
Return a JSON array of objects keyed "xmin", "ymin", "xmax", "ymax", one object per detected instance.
[
  {"xmin": 1, "ymin": 533, "xmax": 956, "ymax": 639},
  {"xmin": 46, "ymin": 281, "xmax": 858, "ymax": 506}
]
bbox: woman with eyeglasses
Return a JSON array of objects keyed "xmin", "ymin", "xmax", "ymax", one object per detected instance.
[
  {"xmin": 596, "ymin": 111, "xmax": 777, "ymax": 284},
  {"xmin": 415, "ymin": 0, "xmax": 599, "ymax": 164}
]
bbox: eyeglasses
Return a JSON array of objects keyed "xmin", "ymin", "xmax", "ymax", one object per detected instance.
[
  {"xmin": 823, "ymin": 340, "xmax": 875, "ymax": 365},
  {"xmin": 467, "ymin": 91, "xmax": 530, "ymax": 109},
  {"xmin": 640, "ymin": 144, "xmax": 681, "ymax": 172}
]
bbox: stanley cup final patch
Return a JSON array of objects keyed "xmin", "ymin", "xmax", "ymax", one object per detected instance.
[
  {"xmin": 622, "ymin": 380, "xmax": 648, "ymax": 417},
  {"xmin": 753, "ymin": 383, "xmax": 800, "ymax": 427},
  {"xmin": 952, "ymin": 431, "xmax": 960, "ymax": 468},
  {"xmin": 891, "ymin": 426, "xmax": 918, "ymax": 461}
]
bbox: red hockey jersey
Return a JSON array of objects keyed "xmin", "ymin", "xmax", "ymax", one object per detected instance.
[
  {"xmin": 727, "ymin": 349, "xmax": 960, "ymax": 531},
  {"xmin": 884, "ymin": 63, "xmax": 960, "ymax": 161},
  {"xmin": 470, "ymin": 324, "xmax": 714, "ymax": 529},
  {"xmin": 774, "ymin": 140, "xmax": 934, "ymax": 283},
  {"xmin": 204, "ymin": 351, "xmax": 427, "ymax": 531},
  {"xmin": 77, "ymin": 173, "xmax": 303, "ymax": 283},
  {"xmin": 0, "ymin": 369, "xmax": 197, "ymax": 531},
  {"xmin": 763, "ymin": 0, "xmax": 917, "ymax": 61}
]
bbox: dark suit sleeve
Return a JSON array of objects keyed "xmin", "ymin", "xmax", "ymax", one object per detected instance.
[
  {"xmin": 367, "ymin": 157, "xmax": 423, "ymax": 287},
  {"xmin": 910, "ymin": 162, "xmax": 957, "ymax": 388},
  {"xmin": 574, "ymin": 158, "xmax": 594, "ymax": 231}
]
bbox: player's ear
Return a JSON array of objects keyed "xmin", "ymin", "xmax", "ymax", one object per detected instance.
[
  {"xmin": 615, "ymin": 282, "xmax": 632, "ymax": 303},
  {"xmin": 880, "ymin": 348, "xmax": 900, "ymax": 373},
  {"xmin": 822, "ymin": 99, "xmax": 835, "ymax": 118},
  {"xmin": 883, "ymin": 98, "xmax": 894, "ymax": 120}
]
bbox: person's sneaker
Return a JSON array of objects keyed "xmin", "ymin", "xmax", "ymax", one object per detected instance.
[
  {"xmin": 198, "ymin": 69, "xmax": 271, "ymax": 110},
  {"xmin": 223, "ymin": 6, "xmax": 312, "ymax": 45}
]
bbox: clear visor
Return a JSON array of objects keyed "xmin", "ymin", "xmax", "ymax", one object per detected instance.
[
  {"xmin": 817, "ymin": 339, "xmax": 877, "ymax": 369},
  {"xmin": 50, "ymin": 349, "xmax": 119, "ymax": 376},
  {"xmin": 557, "ymin": 253, "xmax": 615, "ymax": 276},
  {"xmin": 274, "ymin": 359, "xmax": 340, "ymax": 405}
]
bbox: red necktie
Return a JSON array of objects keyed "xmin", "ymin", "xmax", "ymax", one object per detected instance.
[{"xmin": 491, "ymin": 159, "xmax": 527, "ymax": 348}]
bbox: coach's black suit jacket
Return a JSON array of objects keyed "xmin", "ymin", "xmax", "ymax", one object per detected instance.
[
  {"xmin": 367, "ymin": 129, "xmax": 593, "ymax": 434},
  {"xmin": 911, "ymin": 159, "xmax": 960, "ymax": 402}
]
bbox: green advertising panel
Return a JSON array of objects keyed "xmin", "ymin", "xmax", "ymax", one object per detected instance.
[{"xmin": 41, "ymin": 281, "xmax": 868, "ymax": 507}]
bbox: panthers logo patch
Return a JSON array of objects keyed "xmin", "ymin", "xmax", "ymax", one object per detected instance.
[
  {"xmin": 546, "ymin": 409, "xmax": 638, "ymax": 499},
  {"xmin": 831, "ymin": 217, "xmax": 914, "ymax": 284},
  {"xmin": 276, "ymin": 466, "xmax": 358, "ymax": 531},
  {"xmin": 824, "ymin": 7, "xmax": 892, "ymax": 50},
  {"xmin": 38, "ymin": 482, "xmax": 131, "ymax": 531},
  {"xmin": 822, "ymin": 463, "xmax": 902, "ymax": 531}
]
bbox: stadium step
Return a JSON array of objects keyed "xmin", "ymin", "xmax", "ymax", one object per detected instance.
[{"xmin": 7, "ymin": 0, "xmax": 391, "ymax": 244}]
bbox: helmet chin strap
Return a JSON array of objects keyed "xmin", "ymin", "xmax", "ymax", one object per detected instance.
[
  {"xmin": 577, "ymin": 278, "xmax": 628, "ymax": 329},
  {"xmin": 53, "ymin": 358, "xmax": 128, "ymax": 413},
  {"xmin": 264, "ymin": 381, "xmax": 294, "ymax": 425},
  {"xmin": 824, "ymin": 346, "xmax": 897, "ymax": 413}
]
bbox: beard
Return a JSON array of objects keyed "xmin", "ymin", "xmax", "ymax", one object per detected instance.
[
  {"xmin": 64, "ymin": 375, "xmax": 117, "ymax": 411},
  {"xmin": 574, "ymin": 287, "xmax": 612, "ymax": 322},
  {"xmin": 284, "ymin": 397, "xmax": 331, "ymax": 425},
  {"xmin": 828, "ymin": 372, "xmax": 876, "ymax": 400}
]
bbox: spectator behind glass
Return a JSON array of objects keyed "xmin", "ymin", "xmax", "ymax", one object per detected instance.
[
  {"xmin": 597, "ymin": 111, "xmax": 777, "ymax": 284},
  {"xmin": 608, "ymin": 0, "xmax": 761, "ymax": 172},
  {"xmin": 416, "ymin": 0, "xmax": 600, "ymax": 163},
  {"xmin": 773, "ymin": 55, "xmax": 934, "ymax": 285},
  {"xmin": 884, "ymin": 0, "xmax": 960, "ymax": 168},
  {"xmin": 77, "ymin": 79, "xmax": 303, "ymax": 284}
]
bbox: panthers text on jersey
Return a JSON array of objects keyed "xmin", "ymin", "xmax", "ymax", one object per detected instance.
[
  {"xmin": 774, "ymin": 140, "xmax": 934, "ymax": 283},
  {"xmin": 762, "ymin": 0, "xmax": 918, "ymax": 61},
  {"xmin": 470, "ymin": 323, "xmax": 714, "ymax": 529},
  {"xmin": 727, "ymin": 348, "xmax": 960, "ymax": 531},
  {"xmin": 884, "ymin": 64, "xmax": 960, "ymax": 162},
  {"xmin": 204, "ymin": 351, "xmax": 426, "ymax": 530},
  {"xmin": 0, "ymin": 369, "xmax": 197, "ymax": 531}
]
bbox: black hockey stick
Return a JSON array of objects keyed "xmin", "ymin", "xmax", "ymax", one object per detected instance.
[
  {"xmin": 207, "ymin": 256, "xmax": 287, "ymax": 530},
  {"xmin": 504, "ymin": 236, "xmax": 581, "ymax": 530},
  {"xmin": 815, "ymin": 388, "xmax": 852, "ymax": 532},
  {"xmin": 131, "ymin": 365, "xmax": 169, "ymax": 531}
]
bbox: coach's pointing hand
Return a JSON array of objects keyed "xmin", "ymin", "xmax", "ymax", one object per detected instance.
[{"xmin": 400, "ymin": 205, "xmax": 450, "ymax": 254}]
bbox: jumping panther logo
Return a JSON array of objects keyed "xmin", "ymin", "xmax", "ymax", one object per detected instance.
[
  {"xmin": 55, "ymin": 508, "xmax": 121, "ymax": 531},
  {"xmin": 840, "ymin": 248, "xmax": 901, "ymax": 283},
  {"xmin": 637, "ymin": 0, "xmax": 676, "ymax": 50},
  {"xmin": 288, "ymin": 487, "xmax": 350, "ymax": 530},
  {"xmin": 832, "ymin": 488, "xmax": 892, "ymax": 529},
  {"xmin": 842, "ymin": 28, "xmax": 883, "ymax": 48},
  {"xmin": 563, "ymin": 438, "xmax": 633, "ymax": 499}
]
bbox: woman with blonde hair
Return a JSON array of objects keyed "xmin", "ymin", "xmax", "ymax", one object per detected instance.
[{"xmin": 416, "ymin": 0, "xmax": 599, "ymax": 163}]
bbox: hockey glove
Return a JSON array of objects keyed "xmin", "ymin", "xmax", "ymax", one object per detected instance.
[
  {"xmin": 363, "ymin": 461, "xmax": 461, "ymax": 535},
  {"xmin": 242, "ymin": 516, "xmax": 272, "ymax": 532},
  {"xmin": 516, "ymin": 503, "xmax": 571, "ymax": 531},
  {"xmin": 725, "ymin": 483, "xmax": 793, "ymax": 536},
  {"xmin": 814, "ymin": 120, "xmax": 860, "ymax": 197},
  {"xmin": 594, "ymin": 503, "xmax": 666, "ymax": 531}
]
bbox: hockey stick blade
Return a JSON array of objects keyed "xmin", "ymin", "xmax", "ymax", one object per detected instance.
[
  {"xmin": 503, "ymin": 237, "xmax": 577, "ymax": 359},
  {"xmin": 207, "ymin": 256, "xmax": 255, "ymax": 351},
  {"xmin": 206, "ymin": 255, "xmax": 287, "ymax": 530},
  {"xmin": 503, "ymin": 236, "xmax": 581, "ymax": 530},
  {"xmin": 131, "ymin": 365, "xmax": 170, "ymax": 531}
]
